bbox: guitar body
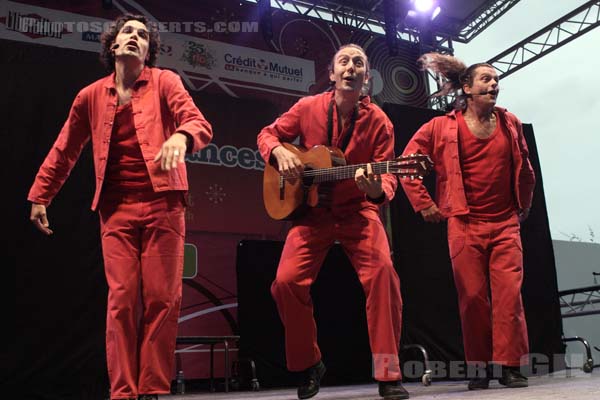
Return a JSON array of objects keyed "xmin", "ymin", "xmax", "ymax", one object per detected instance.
[{"xmin": 263, "ymin": 143, "xmax": 346, "ymax": 220}]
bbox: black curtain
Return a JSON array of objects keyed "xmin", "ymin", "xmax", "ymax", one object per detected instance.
[
  {"xmin": 7, "ymin": 39, "xmax": 110, "ymax": 400},
  {"xmin": 236, "ymin": 240, "xmax": 373, "ymax": 388}
]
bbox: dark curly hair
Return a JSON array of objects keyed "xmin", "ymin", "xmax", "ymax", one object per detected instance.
[{"xmin": 100, "ymin": 14, "xmax": 160, "ymax": 72}]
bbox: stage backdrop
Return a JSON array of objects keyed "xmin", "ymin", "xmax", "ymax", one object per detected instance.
[
  {"xmin": 0, "ymin": 0, "xmax": 426, "ymax": 397},
  {"xmin": 7, "ymin": 0, "xmax": 561, "ymax": 398}
]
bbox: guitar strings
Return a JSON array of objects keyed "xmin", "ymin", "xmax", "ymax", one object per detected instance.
[{"xmin": 280, "ymin": 161, "xmax": 420, "ymax": 182}]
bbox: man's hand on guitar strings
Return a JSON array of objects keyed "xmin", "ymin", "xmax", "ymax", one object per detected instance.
[
  {"xmin": 272, "ymin": 145, "xmax": 304, "ymax": 179},
  {"xmin": 355, "ymin": 163, "xmax": 383, "ymax": 199}
]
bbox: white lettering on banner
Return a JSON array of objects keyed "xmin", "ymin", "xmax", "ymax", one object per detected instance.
[
  {"xmin": 175, "ymin": 39, "xmax": 314, "ymax": 92},
  {"xmin": 0, "ymin": 1, "xmax": 103, "ymax": 52},
  {"xmin": 223, "ymin": 53, "xmax": 304, "ymax": 78},
  {"xmin": 6, "ymin": 11, "xmax": 64, "ymax": 38},
  {"xmin": 186, "ymin": 144, "xmax": 266, "ymax": 171},
  {"xmin": 0, "ymin": 1, "xmax": 315, "ymax": 94}
]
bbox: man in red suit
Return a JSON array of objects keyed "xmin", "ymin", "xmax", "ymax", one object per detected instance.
[
  {"xmin": 257, "ymin": 44, "xmax": 408, "ymax": 400},
  {"xmin": 401, "ymin": 52, "xmax": 535, "ymax": 390},
  {"xmin": 28, "ymin": 14, "xmax": 213, "ymax": 400}
]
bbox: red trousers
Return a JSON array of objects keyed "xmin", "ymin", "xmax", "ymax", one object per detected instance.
[
  {"xmin": 447, "ymin": 214, "xmax": 529, "ymax": 366},
  {"xmin": 271, "ymin": 209, "xmax": 403, "ymax": 381},
  {"xmin": 99, "ymin": 191, "xmax": 185, "ymax": 399}
]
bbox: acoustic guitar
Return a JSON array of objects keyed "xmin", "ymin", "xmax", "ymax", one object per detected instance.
[{"xmin": 263, "ymin": 143, "xmax": 433, "ymax": 220}]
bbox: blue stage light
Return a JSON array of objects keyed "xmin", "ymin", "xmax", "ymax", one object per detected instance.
[
  {"xmin": 414, "ymin": 0, "xmax": 434, "ymax": 13},
  {"xmin": 407, "ymin": 0, "xmax": 441, "ymax": 22}
]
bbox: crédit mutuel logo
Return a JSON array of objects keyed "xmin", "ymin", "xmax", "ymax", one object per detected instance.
[{"xmin": 224, "ymin": 53, "xmax": 304, "ymax": 82}]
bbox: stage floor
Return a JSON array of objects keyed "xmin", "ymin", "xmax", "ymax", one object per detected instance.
[{"xmin": 168, "ymin": 369, "xmax": 599, "ymax": 400}]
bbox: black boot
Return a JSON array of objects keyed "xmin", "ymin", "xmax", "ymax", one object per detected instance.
[
  {"xmin": 297, "ymin": 360, "xmax": 326, "ymax": 399},
  {"xmin": 467, "ymin": 363, "xmax": 491, "ymax": 390},
  {"xmin": 499, "ymin": 366, "xmax": 528, "ymax": 388},
  {"xmin": 378, "ymin": 381, "xmax": 409, "ymax": 399},
  {"xmin": 467, "ymin": 377, "xmax": 490, "ymax": 390},
  {"xmin": 138, "ymin": 395, "xmax": 158, "ymax": 400}
]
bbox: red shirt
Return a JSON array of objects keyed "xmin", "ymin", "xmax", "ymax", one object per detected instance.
[
  {"xmin": 28, "ymin": 67, "xmax": 213, "ymax": 210},
  {"xmin": 400, "ymin": 107, "xmax": 535, "ymax": 218},
  {"xmin": 456, "ymin": 111, "xmax": 514, "ymax": 219},
  {"xmin": 257, "ymin": 91, "xmax": 398, "ymax": 218},
  {"xmin": 104, "ymin": 102, "xmax": 153, "ymax": 192}
]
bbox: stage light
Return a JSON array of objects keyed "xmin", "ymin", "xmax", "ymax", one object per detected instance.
[
  {"xmin": 414, "ymin": 0, "xmax": 434, "ymax": 13},
  {"xmin": 406, "ymin": 0, "xmax": 442, "ymax": 24}
]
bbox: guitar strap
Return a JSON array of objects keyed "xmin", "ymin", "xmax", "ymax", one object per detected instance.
[{"xmin": 327, "ymin": 98, "xmax": 358, "ymax": 152}]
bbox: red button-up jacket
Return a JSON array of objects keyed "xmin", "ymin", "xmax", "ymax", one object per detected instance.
[
  {"xmin": 400, "ymin": 107, "xmax": 535, "ymax": 217},
  {"xmin": 28, "ymin": 67, "xmax": 212, "ymax": 210},
  {"xmin": 257, "ymin": 91, "xmax": 398, "ymax": 219}
]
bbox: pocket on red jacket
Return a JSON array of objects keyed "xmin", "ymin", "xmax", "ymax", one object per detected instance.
[{"xmin": 447, "ymin": 216, "xmax": 466, "ymax": 259}]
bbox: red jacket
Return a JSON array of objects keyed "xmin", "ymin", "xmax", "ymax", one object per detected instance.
[
  {"xmin": 257, "ymin": 91, "xmax": 398, "ymax": 218},
  {"xmin": 401, "ymin": 107, "xmax": 535, "ymax": 217},
  {"xmin": 28, "ymin": 67, "xmax": 212, "ymax": 210}
]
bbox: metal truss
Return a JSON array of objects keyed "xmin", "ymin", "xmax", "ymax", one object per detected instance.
[
  {"xmin": 425, "ymin": 70, "xmax": 452, "ymax": 111},
  {"xmin": 432, "ymin": 1, "xmax": 600, "ymax": 109},
  {"xmin": 428, "ymin": 94, "xmax": 453, "ymax": 111},
  {"xmin": 245, "ymin": 1, "xmax": 600, "ymax": 109},
  {"xmin": 488, "ymin": 0, "xmax": 600, "ymax": 79},
  {"xmin": 428, "ymin": 96, "xmax": 451, "ymax": 112},
  {"xmin": 245, "ymin": 0, "xmax": 448, "ymax": 48},
  {"xmin": 246, "ymin": 1, "xmax": 394, "ymax": 35},
  {"xmin": 455, "ymin": 0, "xmax": 521, "ymax": 43},
  {"xmin": 559, "ymin": 285, "xmax": 600, "ymax": 318}
]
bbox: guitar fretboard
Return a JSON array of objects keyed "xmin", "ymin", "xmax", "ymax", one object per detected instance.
[{"xmin": 303, "ymin": 161, "xmax": 391, "ymax": 183}]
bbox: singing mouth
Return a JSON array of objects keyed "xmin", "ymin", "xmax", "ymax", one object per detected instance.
[{"xmin": 125, "ymin": 40, "xmax": 139, "ymax": 50}]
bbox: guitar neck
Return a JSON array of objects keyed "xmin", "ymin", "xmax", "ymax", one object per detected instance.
[{"xmin": 308, "ymin": 161, "xmax": 390, "ymax": 183}]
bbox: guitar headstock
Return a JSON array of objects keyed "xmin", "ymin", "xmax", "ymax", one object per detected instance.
[{"xmin": 389, "ymin": 153, "xmax": 434, "ymax": 179}]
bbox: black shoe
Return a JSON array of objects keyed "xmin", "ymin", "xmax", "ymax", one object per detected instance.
[
  {"xmin": 297, "ymin": 360, "xmax": 326, "ymax": 399},
  {"xmin": 498, "ymin": 366, "xmax": 528, "ymax": 388},
  {"xmin": 468, "ymin": 377, "xmax": 490, "ymax": 390},
  {"xmin": 378, "ymin": 381, "xmax": 409, "ymax": 399},
  {"xmin": 467, "ymin": 363, "xmax": 491, "ymax": 390},
  {"xmin": 138, "ymin": 395, "xmax": 158, "ymax": 400}
]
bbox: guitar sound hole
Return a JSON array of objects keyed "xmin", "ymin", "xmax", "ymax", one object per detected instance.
[{"xmin": 302, "ymin": 167, "xmax": 314, "ymax": 187}]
